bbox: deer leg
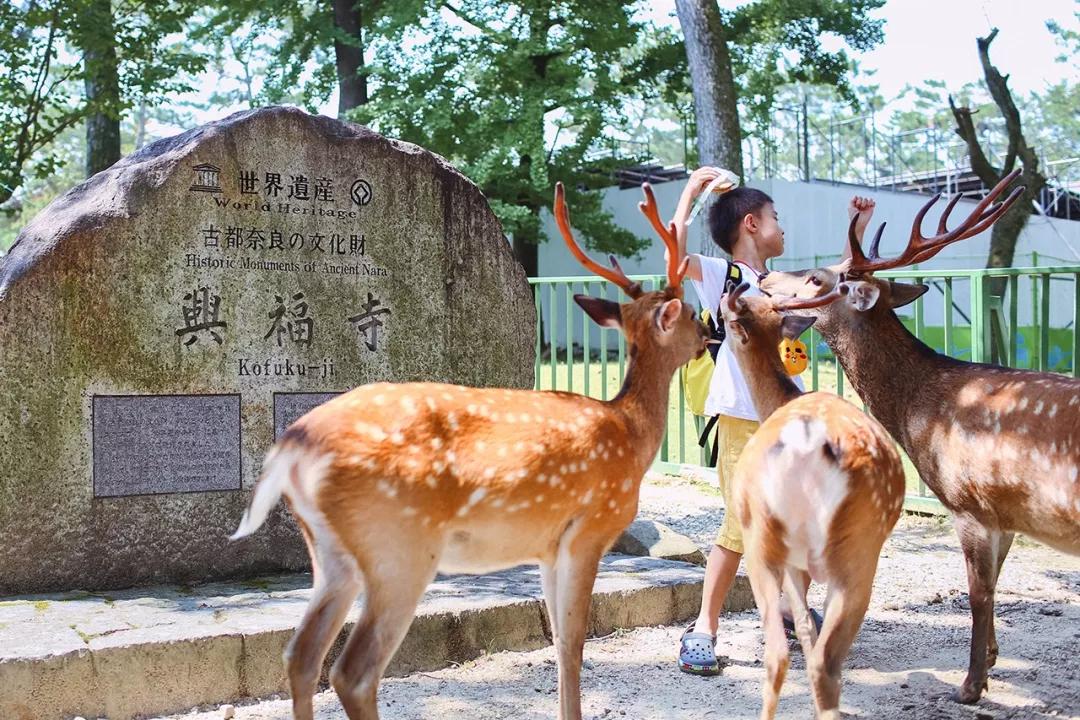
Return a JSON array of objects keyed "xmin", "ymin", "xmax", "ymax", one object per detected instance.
[
  {"xmin": 283, "ymin": 514, "xmax": 363, "ymax": 720},
  {"xmin": 987, "ymin": 531, "xmax": 1014, "ymax": 669},
  {"xmin": 329, "ymin": 544, "xmax": 441, "ymax": 720},
  {"xmin": 551, "ymin": 527, "xmax": 603, "ymax": 720},
  {"xmin": 539, "ymin": 560, "xmax": 560, "ymax": 645},
  {"xmin": 806, "ymin": 575, "xmax": 873, "ymax": 720},
  {"xmin": 954, "ymin": 516, "xmax": 1001, "ymax": 704},
  {"xmin": 781, "ymin": 567, "xmax": 817, "ymax": 655},
  {"xmin": 746, "ymin": 557, "xmax": 788, "ymax": 720}
]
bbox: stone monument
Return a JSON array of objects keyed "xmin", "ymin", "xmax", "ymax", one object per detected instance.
[{"xmin": 0, "ymin": 107, "xmax": 535, "ymax": 594}]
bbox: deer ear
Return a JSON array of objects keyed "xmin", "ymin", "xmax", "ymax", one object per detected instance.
[
  {"xmin": 655, "ymin": 298, "xmax": 683, "ymax": 334},
  {"xmin": 888, "ymin": 281, "xmax": 929, "ymax": 309},
  {"xmin": 842, "ymin": 280, "xmax": 882, "ymax": 312},
  {"xmin": 574, "ymin": 295, "xmax": 621, "ymax": 329},
  {"xmin": 780, "ymin": 314, "xmax": 816, "ymax": 340},
  {"xmin": 726, "ymin": 318, "xmax": 749, "ymax": 344}
]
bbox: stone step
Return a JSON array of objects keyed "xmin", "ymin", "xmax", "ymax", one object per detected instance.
[{"xmin": 0, "ymin": 555, "xmax": 753, "ymax": 720}]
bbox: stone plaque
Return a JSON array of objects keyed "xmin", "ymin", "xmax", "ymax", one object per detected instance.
[
  {"xmin": 274, "ymin": 392, "xmax": 342, "ymax": 439},
  {"xmin": 0, "ymin": 106, "xmax": 534, "ymax": 594},
  {"xmin": 93, "ymin": 395, "xmax": 241, "ymax": 497}
]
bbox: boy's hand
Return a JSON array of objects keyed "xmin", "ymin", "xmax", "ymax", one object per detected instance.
[
  {"xmin": 848, "ymin": 195, "xmax": 876, "ymax": 240},
  {"xmin": 686, "ymin": 166, "xmax": 724, "ymax": 199}
]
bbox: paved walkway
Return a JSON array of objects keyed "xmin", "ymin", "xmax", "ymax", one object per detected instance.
[{"xmin": 1, "ymin": 553, "xmax": 749, "ymax": 720}]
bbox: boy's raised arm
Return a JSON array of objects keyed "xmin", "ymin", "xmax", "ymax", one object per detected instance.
[
  {"xmin": 848, "ymin": 195, "xmax": 877, "ymax": 242},
  {"xmin": 669, "ymin": 167, "xmax": 723, "ymax": 282}
]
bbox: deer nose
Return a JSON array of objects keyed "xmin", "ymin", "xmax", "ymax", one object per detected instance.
[{"xmin": 759, "ymin": 270, "xmax": 769, "ymax": 281}]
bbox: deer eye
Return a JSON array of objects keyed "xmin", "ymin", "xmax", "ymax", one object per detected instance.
[{"xmin": 809, "ymin": 275, "xmax": 822, "ymax": 287}]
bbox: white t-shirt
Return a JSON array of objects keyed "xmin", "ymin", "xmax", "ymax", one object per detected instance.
[{"xmin": 690, "ymin": 255, "xmax": 804, "ymax": 422}]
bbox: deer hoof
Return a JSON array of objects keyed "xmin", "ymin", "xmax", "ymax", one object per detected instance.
[{"xmin": 952, "ymin": 678, "xmax": 987, "ymax": 704}]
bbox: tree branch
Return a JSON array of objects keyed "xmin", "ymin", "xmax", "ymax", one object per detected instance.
[
  {"xmin": 441, "ymin": 2, "xmax": 511, "ymax": 45},
  {"xmin": 976, "ymin": 29, "xmax": 1021, "ymax": 174},
  {"xmin": 948, "ymin": 95, "xmax": 1000, "ymax": 187}
]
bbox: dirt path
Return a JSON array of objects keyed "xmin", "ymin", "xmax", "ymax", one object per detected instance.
[{"xmin": 160, "ymin": 475, "xmax": 1080, "ymax": 720}]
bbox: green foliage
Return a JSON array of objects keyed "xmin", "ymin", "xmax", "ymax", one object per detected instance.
[
  {"xmin": 632, "ymin": 0, "xmax": 885, "ymax": 140},
  {"xmin": 0, "ymin": 0, "xmax": 207, "ymax": 209},
  {"xmin": 0, "ymin": 2, "xmax": 83, "ymax": 206},
  {"xmin": 351, "ymin": 0, "xmax": 649, "ymax": 256},
  {"xmin": 198, "ymin": 0, "xmax": 403, "ymax": 112},
  {"xmin": 727, "ymin": 0, "xmax": 885, "ymax": 132}
]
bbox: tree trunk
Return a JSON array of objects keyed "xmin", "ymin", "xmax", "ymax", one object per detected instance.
[
  {"xmin": 512, "ymin": 234, "xmax": 539, "ymax": 279},
  {"xmin": 333, "ymin": 0, "xmax": 367, "ymax": 115},
  {"xmin": 674, "ymin": 0, "xmax": 743, "ymax": 176},
  {"xmin": 948, "ymin": 29, "xmax": 1047, "ymax": 361},
  {"xmin": 134, "ymin": 99, "xmax": 147, "ymax": 150},
  {"xmin": 79, "ymin": 0, "xmax": 122, "ymax": 177}
]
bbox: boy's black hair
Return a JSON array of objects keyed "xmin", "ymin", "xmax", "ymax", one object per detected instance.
[{"xmin": 707, "ymin": 187, "xmax": 774, "ymax": 254}]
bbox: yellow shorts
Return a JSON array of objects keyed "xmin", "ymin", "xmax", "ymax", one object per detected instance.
[{"xmin": 713, "ymin": 415, "xmax": 760, "ymax": 555}]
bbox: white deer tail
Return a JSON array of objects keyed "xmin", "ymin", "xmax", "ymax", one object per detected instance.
[
  {"xmin": 231, "ymin": 446, "xmax": 291, "ymax": 540},
  {"xmin": 230, "ymin": 444, "xmax": 333, "ymax": 540}
]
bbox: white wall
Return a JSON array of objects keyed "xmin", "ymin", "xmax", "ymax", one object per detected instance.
[{"xmin": 536, "ymin": 178, "xmax": 1080, "ymax": 352}]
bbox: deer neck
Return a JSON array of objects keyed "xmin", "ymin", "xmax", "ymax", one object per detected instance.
[
  {"xmin": 816, "ymin": 308, "xmax": 946, "ymax": 436},
  {"xmin": 610, "ymin": 341, "xmax": 678, "ymax": 447},
  {"xmin": 731, "ymin": 338, "xmax": 803, "ymax": 420}
]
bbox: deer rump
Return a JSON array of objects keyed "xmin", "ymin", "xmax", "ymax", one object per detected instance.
[{"xmin": 735, "ymin": 393, "xmax": 904, "ymax": 585}]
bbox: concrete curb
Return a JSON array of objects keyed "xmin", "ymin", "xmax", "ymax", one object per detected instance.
[{"xmin": 0, "ymin": 556, "xmax": 754, "ymax": 720}]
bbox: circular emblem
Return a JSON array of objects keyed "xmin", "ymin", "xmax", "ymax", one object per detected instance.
[
  {"xmin": 350, "ymin": 179, "xmax": 373, "ymax": 207},
  {"xmin": 779, "ymin": 337, "xmax": 809, "ymax": 376}
]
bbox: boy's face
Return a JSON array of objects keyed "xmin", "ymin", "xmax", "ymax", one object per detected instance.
[{"xmin": 753, "ymin": 203, "xmax": 785, "ymax": 259}]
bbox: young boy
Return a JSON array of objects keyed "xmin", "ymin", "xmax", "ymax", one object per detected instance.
[{"xmin": 671, "ymin": 166, "xmax": 875, "ymax": 675}]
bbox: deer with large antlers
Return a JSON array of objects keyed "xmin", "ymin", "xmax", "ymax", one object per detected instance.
[
  {"xmin": 229, "ymin": 182, "xmax": 707, "ymax": 720},
  {"xmin": 759, "ymin": 169, "xmax": 1080, "ymax": 703},
  {"xmin": 718, "ymin": 282, "xmax": 905, "ymax": 719}
]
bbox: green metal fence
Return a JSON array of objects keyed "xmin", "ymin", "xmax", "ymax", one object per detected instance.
[{"xmin": 530, "ymin": 266, "xmax": 1080, "ymax": 514}]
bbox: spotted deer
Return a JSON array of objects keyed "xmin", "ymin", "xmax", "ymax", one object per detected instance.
[
  {"xmin": 718, "ymin": 283, "xmax": 906, "ymax": 720},
  {"xmin": 229, "ymin": 182, "xmax": 708, "ymax": 720},
  {"xmin": 758, "ymin": 169, "xmax": 1080, "ymax": 703}
]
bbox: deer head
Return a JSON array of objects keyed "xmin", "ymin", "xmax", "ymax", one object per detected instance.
[
  {"xmin": 716, "ymin": 281, "xmax": 849, "ymax": 418},
  {"xmin": 555, "ymin": 181, "xmax": 708, "ymax": 369},
  {"xmin": 758, "ymin": 169, "xmax": 1025, "ymax": 324}
]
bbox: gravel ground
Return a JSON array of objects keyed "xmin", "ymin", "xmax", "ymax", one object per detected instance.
[{"xmin": 160, "ymin": 473, "xmax": 1080, "ymax": 720}]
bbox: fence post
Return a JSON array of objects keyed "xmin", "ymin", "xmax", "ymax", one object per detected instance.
[{"xmin": 972, "ymin": 273, "xmax": 991, "ymax": 364}]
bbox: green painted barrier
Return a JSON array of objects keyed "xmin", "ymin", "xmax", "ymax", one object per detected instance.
[{"xmin": 530, "ymin": 266, "xmax": 1080, "ymax": 514}]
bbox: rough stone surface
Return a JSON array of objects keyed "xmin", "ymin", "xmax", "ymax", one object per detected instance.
[
  {"xmin": 0, "ymin": 554, "xmax": 737, "ymax": 720},
  {"xmin": 613, "ymin": 519, "xmax": 708, "ymax": 566},
  {"xmin": 0, "ymin": 106, "xmax": 534, "ymax": 594}
]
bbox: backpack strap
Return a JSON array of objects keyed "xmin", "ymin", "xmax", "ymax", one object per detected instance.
[
  {"xmin": 723, "ymin": 261, "xmax": 743, "ymax": 295},
  {"xmin": 697, "ymin": 261, "xmax": 745, "ymax": 467},
  {"xmin": 697, "ymin": 414, "xmax": 721, "ymax": 466}
]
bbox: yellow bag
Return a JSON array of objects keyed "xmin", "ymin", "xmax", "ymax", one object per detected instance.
[{"xmin": 681, "ymin": 308, "xmax": 716, "ymax": 417}]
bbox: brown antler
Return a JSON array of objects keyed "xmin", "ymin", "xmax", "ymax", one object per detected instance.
[
  {"xmin": 726, "ymin": 281, "xmax": 848, "ymax": 315},
  {"xmin": 846, "ymin": 168, "xmax": 1024, "ymax": 274},
  {"xmin": 638, "ymin": 182, "xmax": 686, "ymax": 290},
  {"xmin": 769, "ymin": 282, "xmax": 849, "ymax": 310},
  {"xmin": 726, "ymin": 281, "xmax": 752, "ymax": 314},
  {"xmin": 554, "ymin": 182, "xmax": 643, "ymax": 298}
]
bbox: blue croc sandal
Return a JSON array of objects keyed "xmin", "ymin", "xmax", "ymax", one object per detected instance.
[
  {"xmin": 678, "ymin": 624, "xmax": 722, "ymax": 676},
  {"xmin": 783, "ymin": 608, "xmax": 824, "ymax": 641}
]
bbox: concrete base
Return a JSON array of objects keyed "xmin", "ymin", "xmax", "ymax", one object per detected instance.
[{"xmin": 0, "ymin": 555, "xmax": 754, "ymax": 720}]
